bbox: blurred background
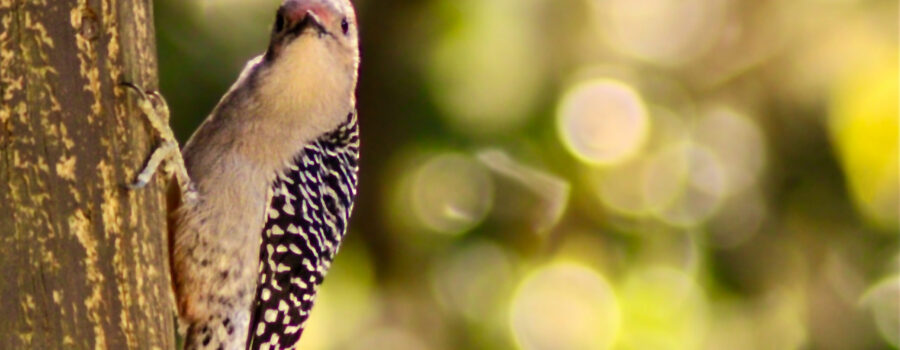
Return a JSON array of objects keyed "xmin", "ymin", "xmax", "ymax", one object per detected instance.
[{"xmin": 154, "ymin": 0, "xmax": 898, "ymax": 349}]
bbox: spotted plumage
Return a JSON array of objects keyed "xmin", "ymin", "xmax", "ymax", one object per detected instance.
[{"xmin": 246, "ymin": 112, "xmax": 359, "ymax": 349}]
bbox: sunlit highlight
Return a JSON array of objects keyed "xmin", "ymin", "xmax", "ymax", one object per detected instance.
[
  {"xmin": 510, "ymin": 262, "xmax": 620, "ymax": 350},
  {"xmin": 558, "ymin": 79, "xmax": 649, "ymax": 166}
]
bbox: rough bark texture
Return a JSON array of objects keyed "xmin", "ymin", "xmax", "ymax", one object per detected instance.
[{"xmin": 0, "ymin": 0, "xmax": 176, "ymax": 348}]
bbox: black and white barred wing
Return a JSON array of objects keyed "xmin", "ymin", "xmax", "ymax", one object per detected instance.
[{"xmin": 247, "ymin": 114, "xmax": 359, "ymax": 349}]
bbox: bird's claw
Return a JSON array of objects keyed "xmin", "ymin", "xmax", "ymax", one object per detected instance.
[{"xmin": 122, "ymin": 81, "xmax": 195, "ymax": 203}]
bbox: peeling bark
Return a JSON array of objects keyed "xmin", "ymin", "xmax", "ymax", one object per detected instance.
[{"xmin": 0, "ymin": 0, "xmax": 176, "ymax": 348}]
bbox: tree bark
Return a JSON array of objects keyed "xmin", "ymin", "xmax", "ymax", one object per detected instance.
[{"xmin": 0, "ymin": 0, "xmax": 176, "ymax": 348}]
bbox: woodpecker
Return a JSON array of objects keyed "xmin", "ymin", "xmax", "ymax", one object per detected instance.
[{"xmin": 123, "ymin": 0, "xmax": 360, "ymax": 348}]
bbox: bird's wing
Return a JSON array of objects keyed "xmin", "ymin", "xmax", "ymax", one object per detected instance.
[{"xmin": 246, "ymin": 113, "xmax": 360, "ymax": 349}]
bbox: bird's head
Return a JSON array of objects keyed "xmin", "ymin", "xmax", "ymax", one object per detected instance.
[
  {"xmin": 265, "ymin": 0, "xmax": 359, "ymax": 65},
  {"xmin": 255, "ymin": 0, "xmax": 359, "ymax": 130}
]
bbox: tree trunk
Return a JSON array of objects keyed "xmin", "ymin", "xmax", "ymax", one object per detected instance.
[{"xmin": 0, "ymin": 0, "xmax": 176, "ymax": 348}]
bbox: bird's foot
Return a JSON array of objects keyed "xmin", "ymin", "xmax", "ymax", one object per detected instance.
[{"xmin": 121, "ymin": 82, "xmax": 198, "ymax": 203}]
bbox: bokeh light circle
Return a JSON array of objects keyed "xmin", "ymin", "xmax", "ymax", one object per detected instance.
[
  {"xmin": 593, "ymin": 156, "xmax": 654, "ymax": 216},
  {"xmin": 429, "ymin": 0, "xmax": 543, "ymax": 134},
  {"xmin": 617, "ymin": 267, "xmax": 708, "ymax": 350},
  {"xmin": 410, "ymin": 153, "xmax": 494, "ymax": 234},
  {"xmin": 861, "ymin": 276, "xmax": 900, "ymax": 347},
  {"xmin": 695, "ymin": 107, "xmax": 767, "ymax": 196},
  {"xmin": 510, "ymin": 262, "xmax": 620, "ymax": 350},
  {"xmin": 652, "ymin": 142, "xmax": 728, "ymax": 226},
  {"xmin": 642, "ymin": 143, "xmax": 690, "ymax": 213},
  {"xmin": 431, "ymin": 241, "xmax": 514, "ymax": 322},
  {"xmin": 558, "ymin": 79, "xmax": 649, "ymax": 166},
  {"xmin": 596, "ymin": 0, "xmax": 727, "ymax": 65}
]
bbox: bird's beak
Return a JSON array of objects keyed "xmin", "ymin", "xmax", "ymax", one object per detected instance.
[
  {"xmin": 296, "ymin": 10, "xmax": 326, "ymax": 35},
  {"xmin": 274, "ymin": 9, "xmax": 326, "ymax": 38},
  {"xmin": 267, "ymin": 4, "xmax": 329, "ymax": 61},
  {"xmin": 274, "ymin": 0, "xmax": 330, "ymax": 38}
]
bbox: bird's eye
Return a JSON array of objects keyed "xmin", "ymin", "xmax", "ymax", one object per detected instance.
[
  {"xmin": 274, "ymin": 12, "xmax": 285, "ymax": 33},
  {"xmin": 340, "ymin": 18, "xmax": 350, "ymax": 35}
]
